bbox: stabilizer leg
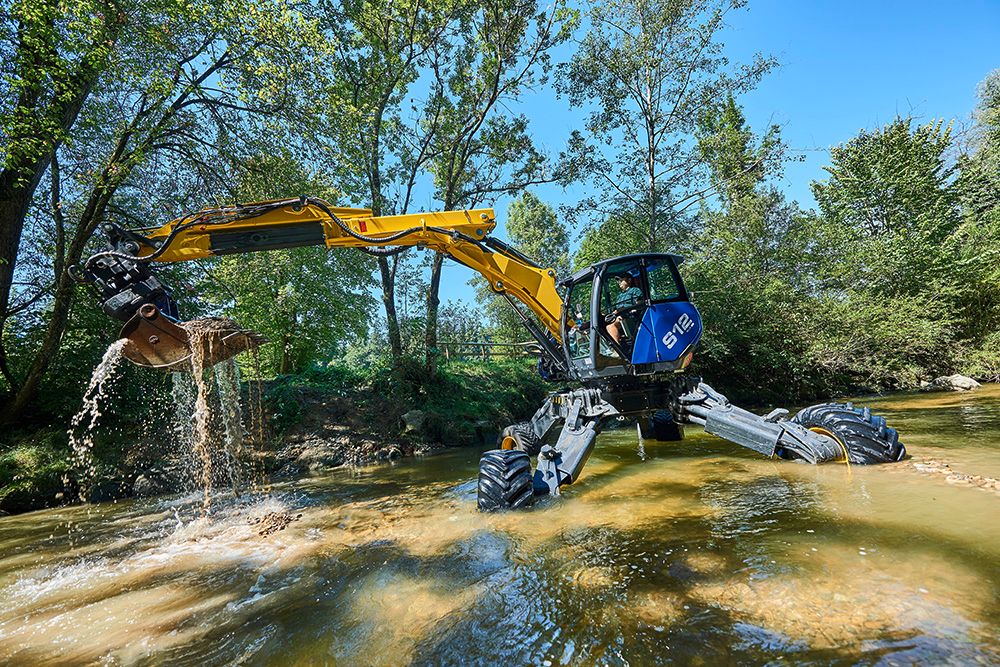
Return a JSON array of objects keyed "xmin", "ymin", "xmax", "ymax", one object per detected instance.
[
  {"xmin": 676, "ymin": 382, "xmax": 845, "ymax": 463},
  {"xmin": 532, "ymin": 388, "xmax": 618, "ymax": 495}
]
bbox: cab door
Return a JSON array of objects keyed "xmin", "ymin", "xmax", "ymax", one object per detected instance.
[
  {"xmin": 561, "ymin": 271, "xmax": 598, "ymax": 378},
  {"xmin": 629, "ymin": 258, "xmax": 702, "ymax": 366},
  {"xmin": 595, "ymin": 258, "xmax": 646, "ymax": 371}
]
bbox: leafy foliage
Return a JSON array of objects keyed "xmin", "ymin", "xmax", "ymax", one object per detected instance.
[
  {"xmin": 264, "ymin": 357, "xmax": 547, "ymax": 444},
  {"xmin": 557, "ymin": 0, "xmax": 775, "ymax": 249},
  {"xmin": 206, "ymin": 154, "xmax": 374, "ymax": 376}
]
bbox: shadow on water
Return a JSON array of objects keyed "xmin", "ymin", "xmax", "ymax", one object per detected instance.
[{"xmin": 1, "ymin": 387, "xmax": 999, "ymax": 665}]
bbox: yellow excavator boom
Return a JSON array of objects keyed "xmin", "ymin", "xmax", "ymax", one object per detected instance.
[
  {"xmin": 84, "ymin": 197, "xmax": 562, "ymax": 368},
  {"xmin": 110, "ymin": 197, "xmax": 564, "ymax": 342}
]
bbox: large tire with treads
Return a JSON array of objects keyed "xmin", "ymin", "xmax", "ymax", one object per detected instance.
[
  {"xmin": 652, "ymin": 410, "xmax": 684, "ymax": 441},
  {"xmin": 497, "ymin": 422, "xmax": 543, "ymax": 456},
  {"xmin": 790, "ymin": 402, "xmax": 906, "ymax": 464},
  {"xmin": 477, "ymin": 449, "xmax": 535, "ymax": 511}
]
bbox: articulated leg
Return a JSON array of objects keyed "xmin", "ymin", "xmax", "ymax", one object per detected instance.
[
  {"xmin": 533, "ymin": 389, "xmax": 619, "ymax": 495},
  {"xmin": 479, "ymin": 388, "xmax": 618, "ymax": 510},
  {"xmin": 675, "ymin": 382, "xmax": 904, "ymax": 464}
]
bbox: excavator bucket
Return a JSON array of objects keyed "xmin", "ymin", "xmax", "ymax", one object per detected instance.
[{"xmin": 120, "ymin": 304, "xmax": 266, "ymax": 372}]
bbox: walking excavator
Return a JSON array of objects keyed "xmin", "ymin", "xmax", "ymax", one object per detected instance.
[{"xmin": 76, "ymin": 197, "xmax": 906, "ymax": 510}]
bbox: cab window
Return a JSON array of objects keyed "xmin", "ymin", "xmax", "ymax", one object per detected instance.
[
  {"xmin": 566, "ymin": 278, "xmax": 593, "ymax": 360},
  {"xmin": 647, "ymin": 260, "xmax": 681, "ymax": 302},
  {"xmin": 601, "ymin": 259, "xmax": 644, "ymax": 315}
]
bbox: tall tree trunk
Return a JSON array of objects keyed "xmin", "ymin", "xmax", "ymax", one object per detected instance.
[
  {"xmin": 423, "ymin": 253, "xmax": 444, "ymax": 376},
  {"xmin": 1, "ymin": 263, "xmax": 77, "ymax": 423},
  {"xmin": 1, "ymin": 159, "xmax": 119, "ymax": 423},
  {"xmin": 0, "ymin": 10, "xmax": 111, "ymax": 324},
  {"xmin": 378, "ymin": 257, "xmax": 403, "ymax": 360},
  {"xmin": 0, "ymin": 167, "xmax": 51, "ymax": 327},
  {"xmin": 0, "ymin": 14, "xmax": 113, "ymax": 396}
]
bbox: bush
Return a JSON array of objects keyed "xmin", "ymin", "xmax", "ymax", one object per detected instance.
[
  {"xmin": 0, "ymin": 429, "xmax": 71, "ymax": 513},
  {"xmin": 262, "ymin": 356, "xmax": 548, "ymax": 444}
]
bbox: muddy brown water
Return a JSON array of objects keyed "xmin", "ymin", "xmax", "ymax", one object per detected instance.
[{"xmin": 2, "ymin": 387, "xmax": 999, "ymax": 665}]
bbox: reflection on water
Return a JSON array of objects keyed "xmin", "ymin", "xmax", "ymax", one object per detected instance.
[{"xmin": 1, "ymin": 387, "xmax": 999, "ymax": 665}]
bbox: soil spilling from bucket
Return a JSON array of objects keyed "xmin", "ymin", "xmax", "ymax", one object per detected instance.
[
  {"xmin": 68, "ymin": 320, "xmax": 265, "ymax": 512},
  {"xmin": 179, "ymin": 318, "xmax": 265, "ymax": 513},
  {"xmin": 66, "ymin": 339, "xmax": 129, "ymax": 500}
]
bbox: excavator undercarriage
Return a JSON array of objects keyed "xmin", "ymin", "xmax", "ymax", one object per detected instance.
[{"xmin": 76, "ymin": 196, "xmax": 907, "ymax": 513}]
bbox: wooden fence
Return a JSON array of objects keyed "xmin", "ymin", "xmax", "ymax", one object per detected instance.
[{"xmin": 439, "ymin": 341, "xmax": 538, "ymax": 362}]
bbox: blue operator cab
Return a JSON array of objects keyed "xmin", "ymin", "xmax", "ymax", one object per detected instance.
[{"xmin": 559, "ymin": 253, "xmax": 702, "ymax": 380}]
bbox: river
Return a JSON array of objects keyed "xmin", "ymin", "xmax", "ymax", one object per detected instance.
[{"xmin": 1, "ymin": 387, "xmax": 998, "ymax": 665}]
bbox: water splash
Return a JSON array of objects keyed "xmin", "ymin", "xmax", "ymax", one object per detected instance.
[
  {"xmin": 70, "ymin": 324, "xmax": 264, "ymax": 512},
  {"xmin": 181, "ymin": 321, "xmax": 263, "ymax": 513},
  {"xmin": 67, "ymin": 339, "xmax": 128, "ymax": 500},
  {"xmin": 216, "ymin": 358, "xmax": 247, "ymax": 494},
  {"xmin": 636, "ymin": 421, "xmax": 647, "ymax": 461},
  {"xmin": 189, "ymin": 327, "xmax": 215, "ymax": 513}
]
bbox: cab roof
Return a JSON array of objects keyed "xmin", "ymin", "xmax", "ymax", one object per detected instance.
[{"xmin": 559, "ymin": 252, "xmax": 685, "ymax": 288}]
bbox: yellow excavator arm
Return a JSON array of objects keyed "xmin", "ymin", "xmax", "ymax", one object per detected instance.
[{"xmin": 80, "ymin": 197, "xmax": 565, "ymax": 371}]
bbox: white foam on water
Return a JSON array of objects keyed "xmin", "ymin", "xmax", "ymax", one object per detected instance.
[{"xmin": 3, "ymin": 493, "xmax": 301, "ymax": 610}]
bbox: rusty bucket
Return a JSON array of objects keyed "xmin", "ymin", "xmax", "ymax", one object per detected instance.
[{"xmin": 120, "ymin": 304, "xmax": 266, "ymax": 372}]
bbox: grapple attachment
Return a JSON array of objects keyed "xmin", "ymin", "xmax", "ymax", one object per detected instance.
[{"xmin": 120, "ymin": 304, "xmax": 265, "ymax": 372}]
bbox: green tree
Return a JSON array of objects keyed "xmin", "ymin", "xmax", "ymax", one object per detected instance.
[
  {"xmin": 0, "ymin": 0, "xmax": 124, "ymax": 387},
  {"xmin": 685, "ymin": 98, "xmax": 818, "ymax": 400},
  {"xmin": 207, "ymin": 155, "xmax": 373, "ymax": 376},
  {"xmin": 318, "ymin": 0, "xmax": 458, "ymax": 365},
  {"xmin": 956, "ymin": 70, "xmax": 1000, "ymax": 377},
  {"xmin": 2, "ymin": 0, "xmax": 328, "ymax": 422},
  {"xmin": 808, "ymin": 118, "xmax": 965, "ymax": 387},
  {"xmin": 958, "ymin": 69, "xmax": 1000, "ymax": 224},
  {"xmin": 557, "ymin": 0, "xmax": 775, "ymax": 252},
  {"xmin": 422, "ymin": 0, "xmax": 573, "ymax": 376},
  {"xmin": 811, "ymin": 117, "xmax": 960, "ymax": 297}
]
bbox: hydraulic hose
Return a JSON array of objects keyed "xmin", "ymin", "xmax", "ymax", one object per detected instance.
[
  {"xmin": 84, "ymin": 196, "xmax": 491, "ymax": 270},
  {"xmin": 80, "ymin": 199, "xmax": 297, "ymax": 274}
]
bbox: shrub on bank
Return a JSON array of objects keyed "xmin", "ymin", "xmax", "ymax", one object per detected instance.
[
  {"xmin": 264, "ymin": 356, "xmax": 549, "ymax": 445},
  {"xmin": 0, "ymin": 429, "xmax": 71, "ymax": 514}
]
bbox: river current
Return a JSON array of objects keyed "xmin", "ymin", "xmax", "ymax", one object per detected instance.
[{"xmin": 1, "ymin": 387, "xmax": 998, "ymax": 665}]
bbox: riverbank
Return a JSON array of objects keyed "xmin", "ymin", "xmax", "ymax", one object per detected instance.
[
  {"xmin": 0, "ymin": 358, "xmax": 548, "ymax": 515},
  {"xmin": 3, "ymin": 358, "xmax": 994, "ymax": 515}
]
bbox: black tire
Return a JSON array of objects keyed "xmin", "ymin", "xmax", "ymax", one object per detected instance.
[
  {"xmin": 497, "ymin": 422, "xmax": 543, "ymax": 456},
  {"xmin": 790, "ymin": 402, "xmax": 906, "ymax": 464},
  {"xmin": 638, "ymin": 410, "xmax": 684, "ymax": 441},
  {"xmin": 477, "ymin": 449, "xmax": 535, "ymax": 511}
]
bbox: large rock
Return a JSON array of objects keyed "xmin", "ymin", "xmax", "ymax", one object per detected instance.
[
  {"xmin": 920, "ymin": 374, "xmax": 981, "ymax": 392},
  {"xmin": 401, "ymin": 409, "xmax": 426, "ymax": 434},
  {"xmin": 295, "ymin": 439, "xmax": 347, "ymax": 469},
  {"xmin": 133, "ymin": 474, "xmax": 167, "ymax": 498}
]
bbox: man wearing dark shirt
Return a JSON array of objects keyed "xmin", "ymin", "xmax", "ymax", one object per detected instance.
[{"xmin": 608, "ymin": 273, "xmax": 642, "ymax": 343}]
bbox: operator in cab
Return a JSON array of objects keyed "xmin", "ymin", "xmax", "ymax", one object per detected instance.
[{"xmin": 607, "ymin": 272, "xmax": 642, "ymax": 343}]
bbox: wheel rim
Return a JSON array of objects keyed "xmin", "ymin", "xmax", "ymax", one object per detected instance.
[
  {"xmin": 808, "ymin": 426, "xmax": 851, "ymax": 465},
  {"xmin": 501, "ymin": 436, "xmax": 516, "ymax": 450}
]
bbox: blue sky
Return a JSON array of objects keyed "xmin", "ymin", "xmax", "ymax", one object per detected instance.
[{"xmin": 431, "ymin": 0, "xmax": 1000, "ymax": 309}]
